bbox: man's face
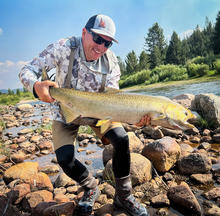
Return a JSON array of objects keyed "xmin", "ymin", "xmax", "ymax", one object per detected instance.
[{"xmin": 82, "ymin": 28, "xmax": 112, "ymax": 61}]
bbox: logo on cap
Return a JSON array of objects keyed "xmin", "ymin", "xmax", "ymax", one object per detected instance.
[{"xmin": 99, "ymin": 18, "xmax": 106, "ymax": 28}]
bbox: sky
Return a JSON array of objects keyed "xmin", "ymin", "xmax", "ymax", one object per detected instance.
[{"xmin": 0, "ymin": 0, "xmax": 220, "ymax": 90}]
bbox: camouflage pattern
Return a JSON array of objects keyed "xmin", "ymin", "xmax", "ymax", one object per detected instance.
[{"xmin": 19, "ymin": 36, "xmax": 120, "ymax": 122}]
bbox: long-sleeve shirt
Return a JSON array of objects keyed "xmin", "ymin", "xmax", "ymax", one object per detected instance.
[{"xmin": 19, "ymin": 36, "xmax": 121, "ymax": 122}]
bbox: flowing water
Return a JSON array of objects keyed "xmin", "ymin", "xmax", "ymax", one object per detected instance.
[{"xmin": 127, "ymin": 80, "xmax": 220, "ymax": 98}]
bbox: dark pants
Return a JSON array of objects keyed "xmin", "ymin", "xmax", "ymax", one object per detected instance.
[{"xmin": 53, "ymin": 121, "xmax": 130, "ymax": 184}]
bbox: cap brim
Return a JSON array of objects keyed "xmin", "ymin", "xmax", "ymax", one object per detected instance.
[{"xmin": 91, "ymin": 29, "xmax": 118, "ymax": 43}]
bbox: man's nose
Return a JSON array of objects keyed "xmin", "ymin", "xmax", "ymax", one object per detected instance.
[{"xmin": 97, "ymin": 43, "xmax": 106, "ymax": 51}]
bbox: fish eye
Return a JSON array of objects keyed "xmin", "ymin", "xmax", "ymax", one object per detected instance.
[{"xmin": 185, "ymin": 111, "xmax": 188, "ymax": 116}]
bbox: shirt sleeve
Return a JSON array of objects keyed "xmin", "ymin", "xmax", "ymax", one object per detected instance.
[{"xmin": 18, "ymin": 38, "xmax": 68, "ymax": 94}]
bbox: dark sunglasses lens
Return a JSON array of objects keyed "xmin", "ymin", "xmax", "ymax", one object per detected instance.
[{"xmin": 92, "ymin": 32, "xmax": 112, "ymax": 48}]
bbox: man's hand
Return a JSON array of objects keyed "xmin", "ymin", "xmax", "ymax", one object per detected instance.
[{"xmin": 34, "ymin": 81, "xmax": 58, "ymax": 103}]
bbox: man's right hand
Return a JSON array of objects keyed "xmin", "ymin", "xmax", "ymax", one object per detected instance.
[{"xmin": 34, "ymin": 81, "xmax": 58, "ymax": 103}]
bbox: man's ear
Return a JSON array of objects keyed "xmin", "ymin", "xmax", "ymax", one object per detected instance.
[{"xmin": 82, "ymin": 28, "xmax": 87, "ymax": 38}]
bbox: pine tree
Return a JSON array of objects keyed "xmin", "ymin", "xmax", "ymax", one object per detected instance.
[
  {"xmin": 166, "ymin": 31, "xmax": 182, "ymax": 65},
  {"xmin": 16, "ymin": 89, "xmax": 21, "ymax": 96},
  {"xmin": 117, "ymin": 56, "xmax": 126, "ymax": 76},
  {"xmin": 125, "ymin": 50, "xmax": 138, "ymax": 75},
  {"xmin": 144, "ymin": 23, "xmax": 167, "ymax": 68},
  {"xmin": 213, "ymin": 11, "xmax": 220, "ymax": 54},
  {"xmin": 180, "ymin": 39, "xmax": 190, "ymax": 65},
  {"xmin": 138, "ymin": 51, "xmax": 149, "ymax": 71},
  {"xmin": 203, "ymin": 17, "xmax": 214, "ymax": 56},
  {"xmin": 188, "ymin": 25, "xmax": 206, "ymax": 58}
]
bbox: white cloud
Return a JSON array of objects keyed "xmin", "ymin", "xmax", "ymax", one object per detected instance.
[
  {"xmin": 5, "ymin": 60, "xmax": 14, "ymax": 67},
  {"xmin": 179, "ymin": 26, "xmax": 203, "ymax": 40},
  {"xmin": 0, "ymin": 28, "xmax": 3, "ymax": 35},
  {"xmin": 179, "ymin": 29, "xmax": 194, "ymax": 39},
  {"xmin": 0, "ymin": 60, "xmax": 29, "ymax": 89}
]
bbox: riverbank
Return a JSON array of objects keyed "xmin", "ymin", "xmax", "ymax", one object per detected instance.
[
  {"xmin": 122, "ymin": 74, "xmax": 220, "ymax": 91},
  {"xmin": 0, "ymin": 101, "xmax": 220, "ymax": 216}
]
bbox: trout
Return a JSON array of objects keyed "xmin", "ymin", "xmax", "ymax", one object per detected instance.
[{"xmin": 42, "ymin": 69, "xmax": 196, "ymax": 133}]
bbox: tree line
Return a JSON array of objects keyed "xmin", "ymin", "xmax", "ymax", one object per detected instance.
[{"xmin": 118, "ymin": 10, "xmax": 220, "ymax": 87}]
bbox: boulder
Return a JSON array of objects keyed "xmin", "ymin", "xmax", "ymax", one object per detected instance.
[
  {"xmin": 142, "ymin": 136, "xmax": 181, "ymax": 172},
  {"xmin": 3, "ymin": 162, "xmax": 38, "ymax": 184},
  {"xmin": 172, "ymin": 94, "xmax": 195, "ymax": 109},
  {"xmin": 192, "ymin": 94, "xmax": 220, "ymax": 128},
  {"xmin": 103, "ymin": 153, "xmax": 152, "ymax": 186},
  {"xmin": 16, "ymin": 103, "xmax": 33, "ymax": 112},
  {"xmin": 178, "ymin": 153, "xmax": 212, "ymax": 174},
  {"xmin": 167, "ymin": 182, "xmax": 202, "ymax": 216},
  {"xmin": 22, "ymin": 190, "xmax": 53, "ymax": 211}
]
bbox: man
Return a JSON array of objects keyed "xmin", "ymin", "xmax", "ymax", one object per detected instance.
[{"xmin": 19, "ymin": 14, "xmax": 149, "ymax": 216}]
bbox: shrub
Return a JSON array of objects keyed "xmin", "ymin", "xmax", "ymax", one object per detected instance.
[
  {"xmin": 150, "ymin": 64, "xmax": 188, "ymax": 82},
  {"xmin": 213, "ymin": 59, "xmax": 220, "ymax": 74},
  {"xmin": 186, "ymin": 63, "xmax": 209, "ymax": 77},
  {"xmin": 119, "ymin": 69, "xmax": 151, "ymax": 88}
]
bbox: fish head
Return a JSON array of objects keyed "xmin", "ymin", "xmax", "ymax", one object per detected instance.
[{"xmin": 164, "ymin": 102, "xmax": 197, "ymax": 130}]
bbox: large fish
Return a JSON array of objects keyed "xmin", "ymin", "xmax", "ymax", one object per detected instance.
[{"xmin": 42, "ymin": 69, "xmax": 196, "ymax": 133}]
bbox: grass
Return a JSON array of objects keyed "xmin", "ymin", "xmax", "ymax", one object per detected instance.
[
  {"xmin": 0, "ymin": 92, "xmax": 35, "ymax": 105},
  {"xmin": 35, "ymin": 122, "xmax": 52, "ymax": 134}
]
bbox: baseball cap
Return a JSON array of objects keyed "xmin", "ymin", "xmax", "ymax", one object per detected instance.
[{"xmin": 85, "ymin": 14, "xmax": 118, "ymax": 43}]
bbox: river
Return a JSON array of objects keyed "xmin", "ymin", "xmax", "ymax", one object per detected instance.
[{"xmin": 127, "ymin": 80, "xmax": 220, "ymax": 98}]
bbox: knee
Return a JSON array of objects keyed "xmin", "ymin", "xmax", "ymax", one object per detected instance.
[
  {"xmin": 55, "ymin": 144, "xmax": 75, "ymax": 167},
  {"xmin": 105, "ymin": 127, "xmax": 129, "ymax": 147}
]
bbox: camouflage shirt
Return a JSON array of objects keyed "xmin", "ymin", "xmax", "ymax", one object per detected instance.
[{"xmin": 19, "ymin": 36, "xmax": 121, "ymax": 122}]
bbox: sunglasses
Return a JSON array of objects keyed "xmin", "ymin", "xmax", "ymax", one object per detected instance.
[{"xmin": 88, "ymin": 30, "xmax": 113, "ymax": 48}]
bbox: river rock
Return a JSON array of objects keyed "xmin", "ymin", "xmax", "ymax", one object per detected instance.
[
  {"xmin": 54, "ymin": 173, "xmax": 77, "ymax": 188},
  {"xmin": 8, "ymin": 183, "xmax": 31, "ymax": 204},
  {"xmin": 167, "ymin": 181, "xmax": 202, "ymax": 216},
  {"xmin": 19, "ymin": 141, "xmax": 36, "ymax": 153},
  {"xmin": 172, "ymin": 93, "xmax": 195, "ymax": 109},
  {"xmin": 0, "ymin": 195, "xmax": 22, "ymax": 216},
  {"xmin": 190, "ymin": 173, "xmax": 213, "ymax": 184},
  {"xmin": 39, "ymin": 165, "xmax": 60, "ymax": 174},
  {"xmin": 3, "ymin": 162, "xmax": 39, "ymax": 184},
  {"xmin": 160, "ymin": 127, "xmax": 183, "ymax": 138},
  {"xmin": 202, "ymin": 187, "xmax": 220, "ymax": 201},
  {"xmin": 16, "ymin": 103, "xmax": 33, "ymax": 112},
  {"xmin": 142, "ymin": 136, "xmax": 181, "ymax": 172},
  {"xmin": 202, "ymin": 200, "xmax": 220, "ymax": 216},
  {"xmin": 179, "ymin": 143, "xmax": 194, "ymax": 157},
  {"xmin": 10, "ymin": 151, "xmax": 26, "ymax": 163},
  {"xmin": 18, "ymin": 128, "xmax": 33, "ymax": 135},
  {"xmin": 213, "ymin": 133, "xmax": 220, "ymax": 143},
  {"xmin": 142, "ymin": 126, "xmax": 164, "ymax": 139},
  {"xmin": 38, "ymin": 140, "xmax": 53, "ymax": 150},
  {"xmin": 22, "ymin": 190, "xmax": 53, "ymax": 211},
  {"xmin": 103, "ymin": 153, "xmax": 152, "ymax": 186},
  {"xmin": 43, "ymin": 201, "xmax": 76, "ymax": 216},
  {"xmin": 178, "ymin": 152, "xmax": 212, "ymax": 174},
  {"xmin": 151, "ymin": 194, "xmax": 170, "ymax": 207},
  {"xmin": 192, "ymin": 94, "xmax": 220, "ymax": 128},
  {"xmin": 32, "ymin": 201, "xmax": 57, "ymax": 216}
]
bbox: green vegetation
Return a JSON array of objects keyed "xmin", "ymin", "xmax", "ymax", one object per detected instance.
[
  {"xmin": 78, "ymin": 126, "xmax": 95, "ymax": 135},
  {"xmin": 35, "ymin": 123, "xmax": 52, "ymax": 134},
  {"xmin": 118, "ymin": 10, "xmax": 220, "ymax": 89},
  {"xmin": 0, "ymin": 90, "xmax": 34, "ymax": 105}
]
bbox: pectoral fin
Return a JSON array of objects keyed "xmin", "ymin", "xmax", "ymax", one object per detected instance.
[
  {"xmin": 96, "ymin": 118, "xmax": 112, "ymax": 134},
  {"xmin": 60, "ymin": 103, "xmax": 79, "ymax": 123},
  {"xmin": 151, "ymin": 113, "xmax": 166, "ymax": 121}
]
